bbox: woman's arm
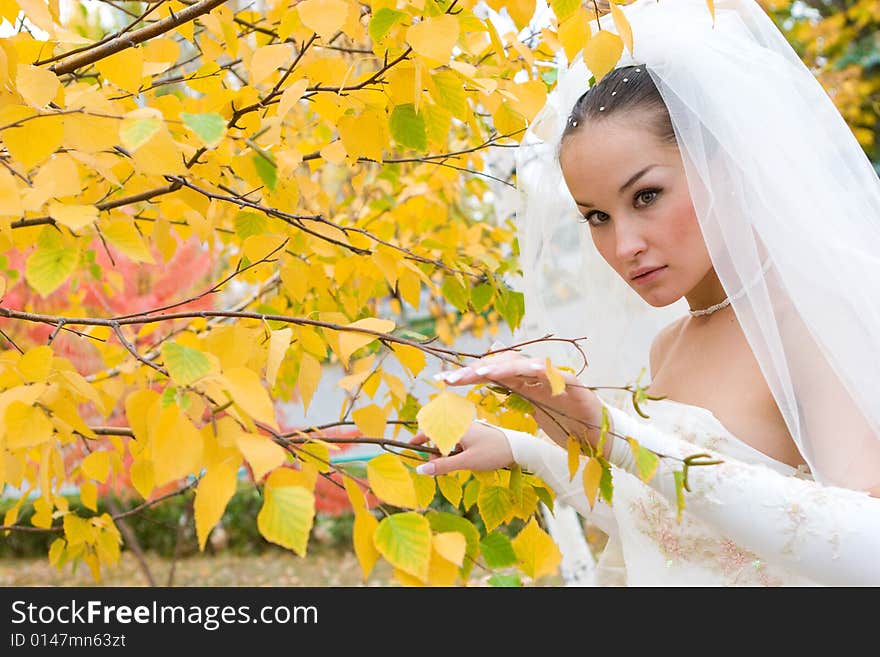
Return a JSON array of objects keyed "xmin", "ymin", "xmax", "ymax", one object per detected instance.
[
  {"xmin": 601, "ymin": 403, "xmax": 880, "ymax": 586},
  {"xmin": 472, "ymin": 419, "xmax": 618, "ymax": 537}
]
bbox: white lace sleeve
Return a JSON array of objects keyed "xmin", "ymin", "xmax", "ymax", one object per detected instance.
[
  {"xmin": 473, "ymin": 419, "xmax": 618, "ymax": 538},
  {"xmin": 602, "ymin": 404, "xmax": 880, "ymax": 586}
]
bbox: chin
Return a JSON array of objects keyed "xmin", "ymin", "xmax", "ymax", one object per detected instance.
[{"xmin": 634, "ymin": 288, "xmax": 681, "ymax": 308}]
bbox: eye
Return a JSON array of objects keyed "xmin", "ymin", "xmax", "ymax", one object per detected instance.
[{"xmin": 578, "ymin": 188, "xmax": 662, "ymax": 227}]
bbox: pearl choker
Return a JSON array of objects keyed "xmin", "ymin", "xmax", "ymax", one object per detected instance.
[{"xmin": 688, "ymin": 258, "xmax": 774, "ymax": 318}]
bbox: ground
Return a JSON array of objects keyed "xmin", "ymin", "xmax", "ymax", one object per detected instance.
[{"xmin": 0, "ymin": 550, "xmax": 564, "ymax": 587}]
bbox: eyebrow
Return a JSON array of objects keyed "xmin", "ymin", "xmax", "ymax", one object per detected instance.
[{"xmin": 575, "ymin": 164, "xmax": 660, "ymax": 208}]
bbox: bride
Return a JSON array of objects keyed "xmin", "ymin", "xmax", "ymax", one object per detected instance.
[{"xmin": 412, "ymin": 0, "xmax": 880, "ymax": 586}]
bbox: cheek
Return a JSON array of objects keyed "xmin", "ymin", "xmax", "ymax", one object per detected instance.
[{"xmin": 665, "ymin": 196, "xmax": 709, "ymax": 262}]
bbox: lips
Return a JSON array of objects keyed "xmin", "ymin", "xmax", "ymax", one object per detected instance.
[{"xmin": 630, "ymin": 266, "xmax": 666, "ymax": 280}]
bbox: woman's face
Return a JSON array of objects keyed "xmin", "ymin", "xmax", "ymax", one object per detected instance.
[{"xmin": 559, "ymin": 116, "xmax": 714, "ymax": 307}]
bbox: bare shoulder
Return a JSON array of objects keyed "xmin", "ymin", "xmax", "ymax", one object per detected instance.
[{"xmin": 649, "ymin": 316, "xmax": 687, "ymax": 378}]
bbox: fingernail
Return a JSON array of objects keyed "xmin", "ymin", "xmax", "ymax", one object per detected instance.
[
  {"xmin": 432, "ymin": 372, "xmax": 446, "ymax": 381},
  {"xmin": 415, "ymin": 462, "xmax": 435, "ymax": 476},
  {"xmin": 529, "ymin": 362, "xmax": 544, "ymax": 370},
  {"xmin": 475, "ymin": 366, "xmax": 492, "ymax": 375},
  {"xmin": 447, "ymin": 369, "xmax": 468, "ymax": 383}
]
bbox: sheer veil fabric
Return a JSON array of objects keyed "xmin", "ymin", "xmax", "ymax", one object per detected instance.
[{"xmin": 513, "ymin": 0, "xmax": 880, "ymax": 491}]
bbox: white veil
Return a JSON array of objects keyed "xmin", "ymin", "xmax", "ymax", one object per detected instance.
[{"xmin": 512, "ymin": 0, "xmax": 880, "ymax": 492}]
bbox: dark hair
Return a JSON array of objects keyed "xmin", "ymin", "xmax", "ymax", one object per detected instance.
[{"xmin": 560, "ymin": 65, "xmax": 676, "ymax": 150}]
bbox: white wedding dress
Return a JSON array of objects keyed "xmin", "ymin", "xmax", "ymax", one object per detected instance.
[{"xmin": 477, "ymin": 396, "xmax": 880, "ymax": 586}]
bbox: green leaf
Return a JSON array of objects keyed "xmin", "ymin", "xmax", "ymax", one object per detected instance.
[
  {"xmin": 673, "ymin": 469, "xmax": 686, "ymax": 522},
  {"xmin": 627, "ymin": 437, "xmax": 660, "ymax": 482},
  {"xmin": 442, "ymin": 276, "xmax": 469, "ymax": 313},
  {"xmin": 160, "ymin": 386, "xmax": 177, "ymax": 408},
  {"xmin": 533, "ymin": 483, "xmax": 554, "ymax": 512},
  {"xmin": 25, "ymin": 226, "xmax": 79, "ymax": 297},
  {"xmin": 369, "ymin": 8, "xmax": 406, "ymax": 42},
  {"xmin": 470, "ymin": 282, "xmax": 494, "ymax": 312},
  {"xmin": 480, "ymin": 531, "xmax": 517, "ymax": 569},
  {"xmin": 180, "ymin": 112, "xmax": 226, "ymax": 148},
  {"xmin": 462, "ymin": 478, "xmax": 480, "ymax": 511},
  {"xmin": 477, "ymin": 485, "xmax": 513, "ymax": 532},
  {"xmin": 256, "ymin": 481, "xmax": 315, "ymax": 557},
  {"xmin": 120, "ymin": 116, "xmax": 161, "ymax": 151},
  {"xmin": 488, "ymin": 573, "xmax": 522, "ymax": 587},
  {"xmin": 373, "ymin": 511, "xmax": 431, "ymax": 581},
  {"xmin": 501, "ymin": 290, "xmax": 525, "ymax": 331},
  {"xmin": 550, "ymin": 0, "xmax": 580, "ymax": 21},
  {"xmin": 599, "ymin": 461, "xmax": 614, "ymax": 505},
  {"xmin": 390, "ymin": 104, "xmax": 427, "ymax": 152},
  {"xmin": 253, "ymin": 152, "xmax": 277, "ymax": 191},
  {"xmin": 235, "ymin": 211, "xmax": 269, "ymax": 241},
  {"xmin": 161, "ymin": 341, "xmax": 212, "ymax": 386}
]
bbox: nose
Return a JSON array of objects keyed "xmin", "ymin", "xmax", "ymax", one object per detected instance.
[{"xmin": 613, "ymin": 216, "xmax": 648, "ymax": 262}]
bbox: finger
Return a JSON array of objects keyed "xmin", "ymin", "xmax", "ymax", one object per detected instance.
[
  {"xmin": 415, "ymin": 450, "xmax": 472, "ymax": 476},
  {"xmin": 473, "ymin": 357, "xmax": 546, "ymax": 383},
  {"xmin": 410, "ymin": 432, "xmax": 430, "ymax": 446}
]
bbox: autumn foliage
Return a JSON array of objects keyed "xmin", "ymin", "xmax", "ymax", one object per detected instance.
[{"xmin": 0, "ymin": 0, "xmax": 874, "ymax": 586}]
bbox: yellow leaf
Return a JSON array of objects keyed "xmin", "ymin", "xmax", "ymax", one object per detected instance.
[
  {"xmin": 609, "ymin": 0, "xmax": 633, "ymax": 56},
  {"xmin": 63, "ymin": 514, "xmax": 93, "ymax": 547},
  {"xmin": 48, "ymin": 202, "xmax": 99, "ymax": 231},
  {"xmin": 427, "ymin": 543, "xmax": 460, "ymax": 586},
  {"xmin": 545, "ymin": 357, "xmax": 566, "ymax": 396},
  {"xmin": 353, "ymin": 510, "xmax": 379, "ymax": 580},
  {"xmin": 319, "ymin": 139, "xmax": 346, "ymax": 164},
  {"xmin": 297, "ymin": 352, "xmax": 322, "ymax": 414},
  {"xmin": 352, "ymin": 403, "xmax": 386, "ymax": 439},
  {"xmin": 366, "ymin": 452, "xmax": 419, "ymax": 508},
  {"xmin": 437, "ymin": 474, "xmax": 462, "ymax": 508},
  {"xmin": 17, "ymin": 345, "xmax": 53, "ymax": 383},
  {"xmin": 249, "ymin": 43, "xmax": 293, "ymax": 86},
  {"xmin": 407, "ymin": 15, "xmax": 459, "ymax": 64},
  {"xmin": 3, "ymin": 113, "xmax": 63, "ymax": 170},
  {"xmin": 298, "ymin": 441, "xmax": 331, "ymax": 473},
  {"xmin": 95, "ymin": 45, "xmax": 144, "ymax": 93},
  {"xmin": 582, "ymin": 456, "xmax": 602, "ymax": 510},
  {"xmin": 220, "ymin": 367, "xmax": 279, "ymax": 430},
  {"xmin": 194, "ymin": 457, "xmax": 239, "ymax": 551},
  {"xmin": 31, "ymin": 497, "xmax": 53, "ymax": 529},
  {"xmin": 389, "ymin": 343, "xmax": 426, "ymax": 377},
  {"xmin": 277, "ymin": 78, "xmax": 309, "ymax": 119},
  {"xmin": 432, "ymin": 531, "xmax": 466, "ymax": 567},
  {"xmin": 583, "ymin": 29, "xmax": 623, "ymax": 82},
  {"xmin": 80, "ymin": 480, "xmax": 97, "ymax": 512},
  {"xmin": 16, "ymin": 64, "xmax": 59, "ymax": 108},
  {"xmin": 415, "ymin": 391, "xmax": 476, "ymax": 456},
  {"xmin": 266, "ymin": 327, "xmax": 292, "ymax": 388},
  {"xmin": 152, "ymin": 405, "xmax": 204, "ymax": 487},
  {"xmin": 236, "ymin": 431, "xmax": 286, "ymax": 482},
  {"xmin": 297, "ymin": 0, "xmax": 348, "ymax": 41},
  {"xmin": 337, "ymin": 111, "xmax": 386, "ymax": 161},
  {"xmin": 102, "ymin": 216, "xmax": 155, "ymax": 264},
  {"xmin": 337, "ymin": 318, "xmax": 395, "ymax": 368},
  {"xmin": 373, "ymin": 511, "xmax": 431, "ymax": 582},
  {"xmin": 5, "ymin": 402, "xmax": 53, "ymax": 449},
  {"xmin": 129, "ymin": 458, "xmax": 154, "ymax": 500},
  {"xmin": 512, "ymin": 517, "xmax": 562, "ymax": 581},
  {"xmin": 130, "ymin": 128, "xmax": 186, "ymax": 176},
  {"xmin": 412, "ymin": 471, "xmax": 436, "ymax": 508},
  {"xmin": 566, "ymin": 435, "xmax": 580, "ymax": 482},
  {"xmin": 505, "ymin": 0, "xmax": 537, "ymax": 30},
  {"xmin": 81, "ymin": 451, "xmax": 110, "ymax": 484},
  {"xmin": 343, "ymin": 476, "xmax": 367, "ymax": 513},
  {"xmin": 257, "ymin": 468, "xmax": 315, "ymax": 556},
  {"xmin": 0, "ymin": 167, "xmax": 22, "ymax": 216}
]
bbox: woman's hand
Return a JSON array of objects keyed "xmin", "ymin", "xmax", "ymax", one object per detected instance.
[
  {"xmin": 410, "ymin": 422, "xmax": 514, "ymax": 475},
  {"xmin": 432, "ymin": 345, "xmax": 604, "ymax": 451}
]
